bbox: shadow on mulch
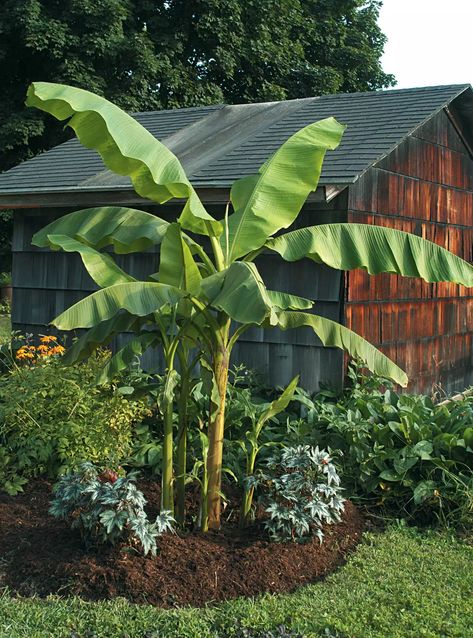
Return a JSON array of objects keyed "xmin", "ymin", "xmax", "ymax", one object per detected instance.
[{"xmin": 0, "ymin": 479, "xmax": 364, "ymax": 608}]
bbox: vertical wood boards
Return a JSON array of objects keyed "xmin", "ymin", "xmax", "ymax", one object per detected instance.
[
  {"xmin": 347, "ymin": 108, "xmax": 473, "ymax": 394},
  {"xmin": 12, "ymin": 198, "xmax": 347, "ymax": 392}
]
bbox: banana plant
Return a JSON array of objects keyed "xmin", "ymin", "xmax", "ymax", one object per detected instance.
[
  {"xmin": 239, "ymin": 375, "xmax": 299, "ymax": 526},
  {"xmin": 27, "ymin": 82, "xmax": 473, "ymax": 531}
]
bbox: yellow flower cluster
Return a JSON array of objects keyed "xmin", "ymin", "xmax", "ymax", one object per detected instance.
[{"xmin": 16, "ymin": 335, "xmax": 66, "ymax": 363}]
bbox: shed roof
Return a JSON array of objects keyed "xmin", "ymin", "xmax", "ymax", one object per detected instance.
[{"xmin": 1, "ymin": 83, "xmax": 472, "ymax": 204}]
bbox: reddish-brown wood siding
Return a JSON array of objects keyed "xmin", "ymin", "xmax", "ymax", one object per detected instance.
[{"xmin": 347, "ymin": 109, "xmax": 473, "ymax": 393}]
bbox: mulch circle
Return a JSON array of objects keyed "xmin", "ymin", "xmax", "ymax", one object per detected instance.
[{"xmin": 0, "ymin": 479, "xmax": 364, "ymax": 608}]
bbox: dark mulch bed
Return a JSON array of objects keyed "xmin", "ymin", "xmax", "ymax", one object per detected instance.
[{"xmin": 0, "ymin": 479, "xmax": 364, "ymax": 608}]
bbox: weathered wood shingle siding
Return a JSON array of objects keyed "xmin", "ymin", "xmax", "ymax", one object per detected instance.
[
  {"xmin": 12, "ymin": 195, "xmax": 347, "ymax": 391},
  {"xmin": 346, "ymin": 109, "xmax": 473, "ymax": 393}
]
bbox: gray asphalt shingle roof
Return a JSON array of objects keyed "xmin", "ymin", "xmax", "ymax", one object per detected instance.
[{"xmin": 0, "ymin": 84, "xmax": 471, "ymax": 197}]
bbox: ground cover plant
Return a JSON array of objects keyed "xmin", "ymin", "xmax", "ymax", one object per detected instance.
[
  {"xmin": 24, "ymin": 81, "xmax": 473, "ymax": 536},
  {"xmin": 0, "ymin": 526, "xmax": 471, "ymax": 638}
]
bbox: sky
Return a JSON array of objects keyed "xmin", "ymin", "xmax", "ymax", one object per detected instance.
[{"xmin": 378, "ymin": 0, "xmax": 473, "ymax": 89}]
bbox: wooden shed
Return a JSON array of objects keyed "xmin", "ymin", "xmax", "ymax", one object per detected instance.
[{"xmin": 1, "ymin": 84, "xmax": 473, "ymax": 394}]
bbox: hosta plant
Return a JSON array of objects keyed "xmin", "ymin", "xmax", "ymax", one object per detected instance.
[
  {"xmin": 49, "ymin": 463, "xmax": 174, "ymax": 556},
  {"xmin": 251, "ymin": 445, "xmax": 345, "ymax": 542},
  {"xmin": 26, "ymin": 82, "xmax": 473, "ymax": 531},
  {"xmin": 306, "ymin": 363, "xmax": 473, "ymax": 527}
]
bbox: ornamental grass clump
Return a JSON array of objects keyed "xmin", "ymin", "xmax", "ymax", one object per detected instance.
[
  {"xmin": 253, "ymin": 445, "xmax": 345, "ymax": 542},
  {"xmin": 49, "ymin": 463, "xmax": 174, "ymax": 556}
]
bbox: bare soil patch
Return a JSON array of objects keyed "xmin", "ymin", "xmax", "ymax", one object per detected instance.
[{"xmin": 0, "ymin": 480, "xmax": 364, "ymax": 608}]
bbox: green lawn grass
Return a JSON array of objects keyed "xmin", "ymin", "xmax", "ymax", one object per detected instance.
[
  {"xmin": 0, "ymin": 314, "xmax": 11, "ymax": 343},
  {"xmin": 1, "ymin": 526, "xmax": 472, "ymax": 638}
]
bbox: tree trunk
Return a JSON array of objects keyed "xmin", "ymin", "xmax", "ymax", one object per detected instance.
[
  {"xmin": 240, "ymin": 446, "xmax": 257, "ymax": 527},
  {"xmin": 161, "ymin": 399, "xmax": 174, "ymax": 513},
  {"xmin": 206, "ymin": 345, "xmax": 229, "ymax": 530},
  {"xmin": 175, "ymin": 370, "xmax": 189, "ymax": 526}
]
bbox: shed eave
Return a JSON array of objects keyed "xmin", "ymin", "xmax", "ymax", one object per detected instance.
[{"xmin": 0, "ymin": 183, "xmax": 345, "ymax": 209}]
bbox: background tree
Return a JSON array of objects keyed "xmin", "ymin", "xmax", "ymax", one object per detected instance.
[{"xmin": 0, "ymin": 0, "xmax": 394, "ymax": 172}]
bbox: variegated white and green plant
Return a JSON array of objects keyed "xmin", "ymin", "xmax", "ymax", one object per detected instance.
[
  {"xmin": 27, "ymin": 82, "xmax": 473, "ymax": 531},
  {"xmin": 250, "ymin": 445, "xmax": 345, "ymax": 542},
  {"xmin": 49, "ymin": 463, "xmax": 174, "ymax": 556}
]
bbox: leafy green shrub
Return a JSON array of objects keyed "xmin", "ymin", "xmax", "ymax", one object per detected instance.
[
  {"xmin": 50, "ymin": 463, "xmax": 173, "ymax": 555},
  {"xmin": 0, "ymin": 350, "xmax": 152, "ymax": 494},
  {"xmin": 303, "ymin": 364, "xmax": 473, "ymax": 527},
  {"xmin": 252, "ymin": 445, "xmax": 345, "ymax": 542},
  {"xmin": 0, "ymin": 272, "xmax": 11, "ymax": 286}
]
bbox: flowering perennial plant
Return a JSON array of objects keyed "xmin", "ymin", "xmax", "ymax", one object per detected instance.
[
  {"xmin": 251, "ymin": 445, "xmax": 345, "ymax": 542},
  {"xmin": 16, "ymin": 334, "xmax": 65, "ymax": 362},
  {"xmin": 50, "ymin": 463, "xmax": 174, "ymax": 556}
]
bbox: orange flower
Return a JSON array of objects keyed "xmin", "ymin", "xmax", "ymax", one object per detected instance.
[
  {"xmin": 37, "ymin": 344, "xmax": 49, "ymax": 353},
  {"xmin": 40, "ymin": 335, "xmax": 57, "ymax": 344},
  {"xmin": 50, "ymin": 345, "xmax": 65, "ymax": 355}
]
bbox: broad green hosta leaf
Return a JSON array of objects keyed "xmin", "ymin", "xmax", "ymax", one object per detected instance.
[
  {"xmin": 266, "ymin": 290, "xmax": 313, "ymax": 310},
  {"xmin": 224, "ymin": 117, "xmax": 345, "ymax": 261},
  {"xmin": 96, "ymin": 333, "xmax": 158, "ymax": 385},
  {"xmin": 63, "ymin": 311, "xmax": 143, "ymax": 365},
  {"xmin": 47, "ymin": 235, "xmax": 135, "ymax": 288},
  {"xmin": 256, "ymin": 375, "xmax": 299, "ymax": 435},
  {"xmin": 268, "ymin": 223, "xmax": 473, "ymax": 286},
  {"xmin": 32, "ymin": 207, "xmax": 170, "ymax": 253},
  {"xmin": 201, "ymin": 261, "xmax": 272, "ymax": 324},
  {"xmin": 158, "ymin": 223, "xmax": 201, "ymax": 294},
  {"xmin": 53, "ymin": 282, "xmax": 184, "ymax": 330},
  {"xmin": 274, "ymin": 311, "xmax": 408, "ymax": 386},
  {"xmin": 26, "ymin": 83, "xmax": 221, "ymax": 237}
]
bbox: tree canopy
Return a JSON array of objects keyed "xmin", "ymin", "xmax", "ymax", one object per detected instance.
[{"xmin": 0, "ymin": 0, "xmax": 394, "ymax": 171}]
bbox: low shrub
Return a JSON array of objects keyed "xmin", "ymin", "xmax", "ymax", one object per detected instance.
[
  {"xmin": 0, "ymin": 342, "xmax": 152, "ymax": 494},
  {"xmin": 303, "ymin": 364, "xmax": 473, "ymax": 527},
  {"xmin": 50, "ymin": 462, "xmax": 173, "ymax": 555},
  {"xmin": 252, "ymin": 445, "xmax": 345, "ymax": 542}
]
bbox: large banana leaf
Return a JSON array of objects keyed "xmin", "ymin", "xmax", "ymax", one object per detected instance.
[
  {"xmin": 268, "ymin": 223, "xmax": 473, "ymax": 286},
  {"xmin": 47, "ymin": 235, "xmax": 135, "ymax": 288},
  {"xmin": 53, "ymin": 282, "xmax": 185, "ymax": 330},
  {"xmin": 266, "ymin": 290, "xmax": 313, "ymax": 310},
  {"xmin": 255, "ymin": 375, "xmax": 299, "ymax": 434},
  {"xmin": 63, "ymin": 311, "xmax": 145, "ymax": 365},
  {"xmin": 96, "ymin": 333, "xmax": 158, "ymax": 385},
  {"xmin": 32, "ymin": 206, "xmax": 170, "ymax": 253},
  {"xmin": 26, "ymin": 83, "xmax": 222, "ymax": 237},
  {"xmin": 223, "ymin": 117, "xmax": 345, "ymax": 262},
  {"xmin": 273, "ymin": 311, "xmax": 408, "ymax": 386},
  {"xmin": 201, "ymin": 262, "xmax": 272, "ymax": 324},
  {"xmin": 158, "ymin": 223, "xmax": 202, "ymax": 294}
]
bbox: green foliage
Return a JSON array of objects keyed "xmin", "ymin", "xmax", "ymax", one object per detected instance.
[
  {"xmin": 1, "ymin": 0, "xmax": 394, "ymax": 172},
  {"xmin": 252, "ymin": 446, "xmax": 345, "ymax": 542},
  {"xmin": 303, "ymin": 364, "xmax": 473, "ymax": 527},
  {"xmin": 0, "ymin": 272, "xmax": 11, "ymax": 286},
  {"xmin": 1, "ymin": 527, "xmax": 472, "ymax": 637},
  {"xmin": 27, "ymin": 83, "xmax": 473, "ymax": 531},
  {"xmin": 0, "ymin": 351, "xmax": 151, "ymax": 494},
  {"xmin": 49, "ymin": 462, "xmax": 174, "ymax": 556}
]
